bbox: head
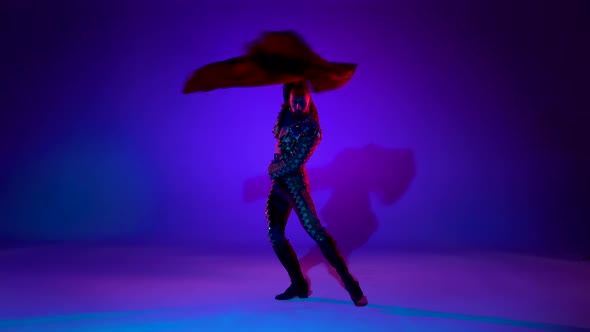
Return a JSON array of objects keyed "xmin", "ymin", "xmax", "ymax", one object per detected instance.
[
  {"xmin": 274, "ymin": 82, "xmax": 320, "ymax": 138},
  {"xmin": 288, "ymin": 82, "xmax": 311, "ymax": 118}
]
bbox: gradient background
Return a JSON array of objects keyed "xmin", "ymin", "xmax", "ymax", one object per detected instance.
[{"xmin": 1, "ymin": 0, "xmax": 589, "ymax": 255}]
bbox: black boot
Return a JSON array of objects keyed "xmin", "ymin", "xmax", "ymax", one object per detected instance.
[
  {"xmin": 317, "ymin": 234, "xmax": 368, "ymax": 307},
  {"xmin": 272, "ymin": 240, "xmax": 310, "ymax": 300}
]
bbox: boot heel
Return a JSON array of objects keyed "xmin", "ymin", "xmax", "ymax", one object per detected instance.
[
  {"xmin": 275, "ymin": 282, "xmax": 310, "ymax": 300},
  {"xmin": 298, "ymin": 289, "xmax": 311, "ymax": 298}
]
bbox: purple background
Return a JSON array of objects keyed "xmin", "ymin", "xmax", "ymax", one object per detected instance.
[{"xmin": 1, "ymin": 0, "xmax": 589, "ymax": 254}]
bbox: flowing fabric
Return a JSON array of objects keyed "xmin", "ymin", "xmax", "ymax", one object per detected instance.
[{"xmin": 182, "ymin": 31, "xmax": 357, "ymax": 94}]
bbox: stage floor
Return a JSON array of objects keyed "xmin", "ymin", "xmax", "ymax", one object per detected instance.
[{"xmin": 1, "ymin": 245, "xmax": 588, "ymax": 331}]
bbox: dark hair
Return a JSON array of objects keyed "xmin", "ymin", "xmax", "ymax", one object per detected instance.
[{"xmin": 273, "ymin": 83, "xmax": 320, "ymax": 138}]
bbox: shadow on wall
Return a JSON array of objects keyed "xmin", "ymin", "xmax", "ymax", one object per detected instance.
[{"xmin": 244, "ymin": 143, "xmax": 415, "ymax": 281}]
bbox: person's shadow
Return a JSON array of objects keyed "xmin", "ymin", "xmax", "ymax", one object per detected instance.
[{"xmin": 243, "ymin": 143, "xmax": 415, "ymax": 285}]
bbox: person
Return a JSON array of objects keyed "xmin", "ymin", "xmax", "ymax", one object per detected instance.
[{"xmin": 266, "ymin": 81, "xmax": 368, "ymax": 307}]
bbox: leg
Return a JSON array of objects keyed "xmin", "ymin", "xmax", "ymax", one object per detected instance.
[
  {"xmin": 266, "ymin": 179, "xmax": 310, "ymax": 300},
  {"xmin": 283, "ymin": 174, "xmax": 368, "ymax": 306}
]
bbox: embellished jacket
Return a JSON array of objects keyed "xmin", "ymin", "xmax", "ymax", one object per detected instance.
[{"xmin": 268, "ymin": 116, "xmax": 321, "ymax": 179}]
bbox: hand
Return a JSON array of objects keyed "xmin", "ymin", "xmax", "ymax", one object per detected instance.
[{"xmin": 268, "ymin": 160, "xmax": 282, "ymax": 177}]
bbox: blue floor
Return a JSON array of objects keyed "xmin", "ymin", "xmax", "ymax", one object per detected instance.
[{"xmin": 1, "ymin": 246, "xmax": 588, "ymax": 331}]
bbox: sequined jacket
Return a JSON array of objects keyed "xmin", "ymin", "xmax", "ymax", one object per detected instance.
[{"xmin": 268, "ymin": 116, "xmax": 321, "ymax": 179}]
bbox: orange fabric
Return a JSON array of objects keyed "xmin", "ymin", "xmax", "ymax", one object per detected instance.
[{"xmin": 183, "ymin": 31, "xmax": 357, "ymax": 94}]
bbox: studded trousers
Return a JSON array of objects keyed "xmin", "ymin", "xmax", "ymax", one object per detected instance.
[
  {"xmin": 266, "ymin": 172, "xmax": 328, "ymax": 245},
  {"xmin": 265, "ymin": 172, "xmax": 365, "ymax": 304}
]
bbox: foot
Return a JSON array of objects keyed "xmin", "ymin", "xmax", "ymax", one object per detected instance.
[
  {"xmin": 275, "ymin": 282, "xmax": 310, "ymax": 300},
  {"xmin": 351, "ymin": 294, "xmax": 368, "ymax": 307},
  {"xmin": 345, "ymin": 280, "xmax": 368, "ymax": 307}
]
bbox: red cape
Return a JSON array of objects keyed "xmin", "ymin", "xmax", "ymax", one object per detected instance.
[{"xmin": 182, "ymin": 31, "xmax": 357, "ymax": 94}]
